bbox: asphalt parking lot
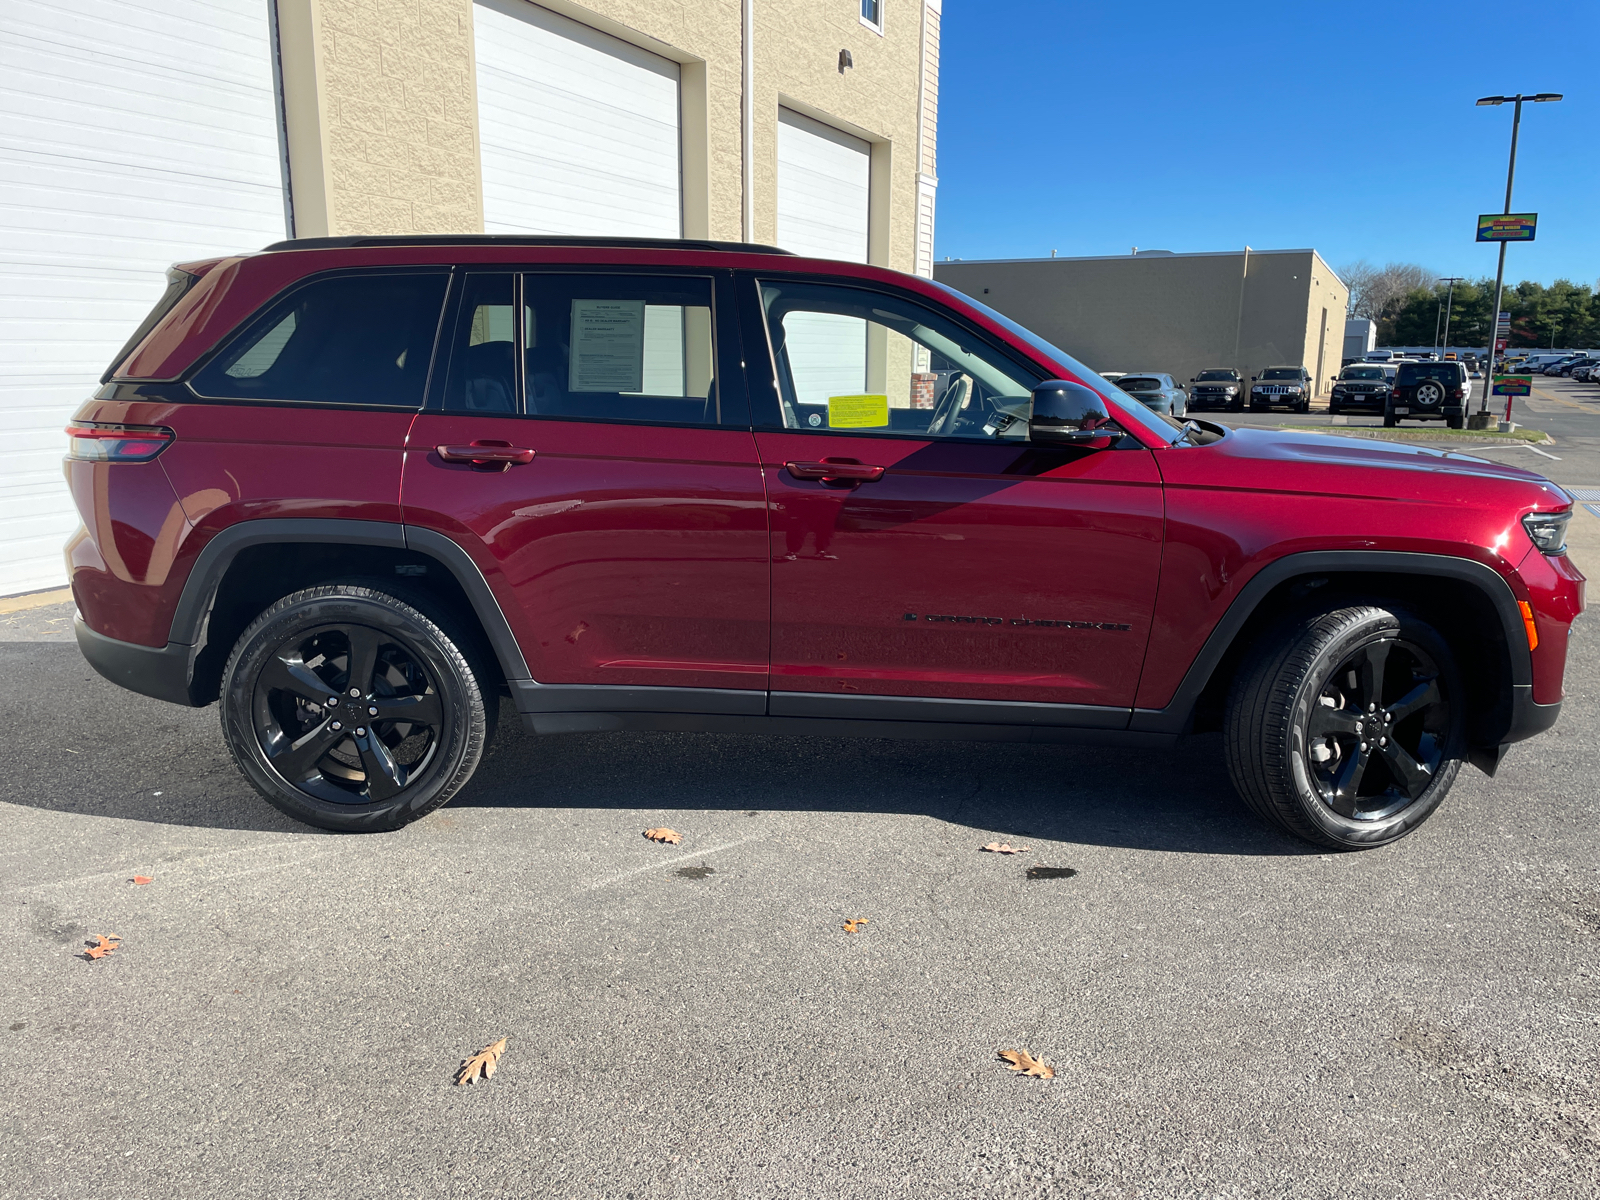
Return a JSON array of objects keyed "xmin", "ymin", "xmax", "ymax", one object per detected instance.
[{"xmin": 3, "ymin": 430, "xmax": 1598, "ymax": 1199}]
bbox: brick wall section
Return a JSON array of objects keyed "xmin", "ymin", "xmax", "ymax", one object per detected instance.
[{"xmin": 318, "ymin": 0, "xmax": 482, "ymax": 234}]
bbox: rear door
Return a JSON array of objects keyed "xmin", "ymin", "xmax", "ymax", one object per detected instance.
[{"xmin": 402, "ymin": 268, "xmax": 770, "ymax": 709}]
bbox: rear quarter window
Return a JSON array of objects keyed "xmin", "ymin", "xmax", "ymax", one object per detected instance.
[{"xmin": 190, "ymin": 272, "xmax": 448, "ymax": 406}]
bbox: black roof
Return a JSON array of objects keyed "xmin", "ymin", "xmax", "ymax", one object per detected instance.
[{"xmin": 262, "ymin": 234, "xmax": 794, "ymax": 255}]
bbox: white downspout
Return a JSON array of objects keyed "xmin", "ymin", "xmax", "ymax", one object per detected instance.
[{"xmin": 741, "ymin": 0, "xmax": 754, "ymax": 242}]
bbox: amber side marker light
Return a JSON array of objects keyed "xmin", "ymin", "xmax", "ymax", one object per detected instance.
[
  {"xmin": 1517, "ymin": 601, "xmax": 1539, "ymax": 651},
  {"xmin": 65, "ymin": 422, "xmax": 174, "ymax": 463}
]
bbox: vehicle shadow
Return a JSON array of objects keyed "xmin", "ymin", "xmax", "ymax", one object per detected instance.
[{"xmin": 4, "ymin": 637, "xmax": 1307, "ymax": 854}]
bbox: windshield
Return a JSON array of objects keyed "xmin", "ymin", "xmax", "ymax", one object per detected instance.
[
  {"xmin": 1195, "ymin": 370, "xmax": 1236, "ymax": 381},
  {"xmin": 1340, "ymin": 367, "xmax": 1386, "ymax": 380},
  {"xmin": 1119, "ymin": 377, "xmax": 1161, "ymax": 391},
  {"xmin": 924, "ymin": 280, "xmax": 1190, "ymax": 444},
  {"xmin": 1262, "ymin": 368, "xmax": 1301, "ymax": 380}
]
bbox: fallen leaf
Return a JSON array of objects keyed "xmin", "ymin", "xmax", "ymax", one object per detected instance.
[
  {"xmin": 131, "ymin": 876, "xmax": 153, "ymax": 885},
  {"xmin": 83, "ymin": 934, "xmax": 121, "ymax": 960},
  {"xmin": 997, "ymin": 1048, "xmax": 1054, "ymax": 1079},
  {"xmin": 981, "ymin": 842, "xmax": 1028, "ymax": 854},
  {"xmin": 455, "ymin": 1037, "xmax": 508, "ymax": 1086},
  {"xmin": 643, "ymin": 828, "xmax": 682, "ymax": 845},
  {"xmin": 842, "ymin": 917, "xmax": 869, "ymax": 933}
]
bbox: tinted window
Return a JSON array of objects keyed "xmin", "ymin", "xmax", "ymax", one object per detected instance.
[
  {"xmin": 1397, "ymin": 364, "xmax": 1459, "ymax": 383},
  {"xmin": 1261, "ymin": 368, "xmax": 1303, "ymax": 380},
  {"xmin": 1195, "ymin": 370, "xmax": 1236, "ymax": 381},
  {"xmin": 1340, "ymin": 367, "xmax": 1385, "ymax": 380},
  {"xmin": 1118, "ymin": 376, "xmax": 1162, "ymax": 390},
  {"xmin": 756, "ymin": 279, "xmax": 1052, "ymax": 440},
  {"xmin": 193, "ymin": 273, "xmax": 447, "ymax": 405},
  {"xmin": 442, "ymin": 274, "xmax": 517, "ymax": 413}
]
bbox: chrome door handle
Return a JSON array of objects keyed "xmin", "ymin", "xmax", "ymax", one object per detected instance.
[
  {"xmin": 784, "ymin": 458, "xmax": 886, "ymax": 484},
  {"xmin": 436, "ymin": 442, "xmax": 536, "ymax": 469}
]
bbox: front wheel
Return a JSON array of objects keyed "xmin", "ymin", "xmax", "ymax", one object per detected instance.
[
  {"xmin": 1224, "ymin": 604, "xmax": 1464, "ymax": 848},
  {"xmin": 220, "ymin": 584, "xmax": 495, "ymax": 832}
]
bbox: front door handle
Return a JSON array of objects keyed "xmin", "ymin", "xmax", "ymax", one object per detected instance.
[
  {"xmin": 436, "ymin": 441, "xmax": 536, "ymax": 470},
  {"xmin": 784, "ymin": 458, "xmax": 886, "ymax": 485}
]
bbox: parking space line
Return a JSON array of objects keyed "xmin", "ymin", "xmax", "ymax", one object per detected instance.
[
  {"xmin": 1523, "ymin": 444, "xmax": 1561, "ymax": 460},
  {"xmin": 586, "ymin": 834, "xmax": 765, "ymax": 892}
]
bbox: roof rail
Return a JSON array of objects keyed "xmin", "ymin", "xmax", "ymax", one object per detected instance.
[{"xmin": 261, "ymin": 234, "xmax": 794, "ymax": 255}]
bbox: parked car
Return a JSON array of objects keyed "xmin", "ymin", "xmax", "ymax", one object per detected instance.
[
  {"xmin": 1571, "ymin": 359, "xmax": 1600, "ymax": 382},
  {"xmin": 1187, "ymin": 368, "xmax": 1245, "ymax": 412},
  {"xmin": 1328, "ymin": 364, "xmax": 1394, "ymax": 415},
  {"xmin": 1362, "ymin": 350, "xmax": 1396, "ymax": 363},
  {"xmin": 67, "ymin": 233, "xmax": 1582, "ymax": 850},
  {"xmin": 1386, "ymin": 360, "xmax": 1470, "ymax": 428},
  {"xmin": 1116, "ymin": 372, "xmax": 1187, "ymax": 416},
  {"xmin": 1249, "ymin": 366, "xmax": 1313, "ymax": 412}
]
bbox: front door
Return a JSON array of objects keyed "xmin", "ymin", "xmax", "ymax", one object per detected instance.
[
  {"xmin": 740, "ymin": 274, "xmax": 1165, "ymax": 718},
  {"xmin": 402, "ymin": 269, "xmax": 769, "ymax": 705}
]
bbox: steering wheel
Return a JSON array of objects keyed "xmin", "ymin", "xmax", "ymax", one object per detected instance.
[{"xmin": 928, "ymin": 372, "xmax": 973, "ymax": 437}]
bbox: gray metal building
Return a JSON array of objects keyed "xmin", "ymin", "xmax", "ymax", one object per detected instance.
[{"xmin": 934, "ymin": 248, "xmax": 1350, "ymax": 397}]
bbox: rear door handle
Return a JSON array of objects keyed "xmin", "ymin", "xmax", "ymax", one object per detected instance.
[
  {"xmin": 784, "ymin": 458, "xmax": 886, "ymax": 484},
  {"xmin": 436, "ymin": 442, "xmax": 536, "ymax": 469}
]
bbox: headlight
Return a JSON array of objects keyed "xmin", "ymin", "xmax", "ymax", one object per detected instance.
[
  {"xmin": 1522, "ymin": 511, "xmax": 1571, "ymax": 555},
  {"xmin": 1224, "ymin": 386, "xmax": 1237, "ymax": 393}
]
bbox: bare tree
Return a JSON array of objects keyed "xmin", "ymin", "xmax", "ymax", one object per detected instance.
[{"xmin": 1338, "ymin": 260, "xmax": 1439, "ymax": 323}]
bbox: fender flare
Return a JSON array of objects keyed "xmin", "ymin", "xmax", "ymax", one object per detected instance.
[
  {"xmin": 171, "ymin": 518, "xmax": 532, "ymax": 682},
  {"xmin": 1130, "ymin": 550, "xmax": 1531, "ymax": 735}
]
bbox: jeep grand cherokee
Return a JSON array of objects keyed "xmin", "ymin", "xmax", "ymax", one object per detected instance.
[{"xmin": 65, "ymin": 236, "xmax": 1583, "ymax": 849}]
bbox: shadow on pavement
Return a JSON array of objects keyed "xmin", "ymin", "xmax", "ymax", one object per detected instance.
[{"xmin": 3, "ymin": 637, "xmax": 1306, "ymax": 855}]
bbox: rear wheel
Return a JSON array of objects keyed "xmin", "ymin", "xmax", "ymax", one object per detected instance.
[
  {"xmin": 220, "ymin": 584, "xmax": 494, "ymax": 832},
  {"xmin": 1224, "ymin": 604, "xmax": 1464, "ymax": 849}
]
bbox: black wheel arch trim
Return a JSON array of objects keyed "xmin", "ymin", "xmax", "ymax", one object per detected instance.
[
  {"xmin": 157, "ymin": 519, "xmax": 533, "ymax": 705},
  {"xmin": 1130, "ymin": 549, "xmax": 1534, "ymax": 738}
]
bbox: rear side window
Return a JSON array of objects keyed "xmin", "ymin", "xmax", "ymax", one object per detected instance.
[
  {"xmin": 191, "ymin": 273, "xmax": 448, "ymax": 406},
  {"xmin": 102, "ymin": 266, "xmax": 200, "ymax": 383}
]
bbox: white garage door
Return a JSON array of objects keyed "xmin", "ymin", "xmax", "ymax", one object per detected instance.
[
  {"xmin": 0, "ymin": 0, "xmax": 288, "ymax": 597},
  {"xmin": 775, "ymin": 110, "xmax": 872, "ymax": 407},
  {"xmin": 474, "ymin": 0, "xmax": 681, "ymax": 238}
]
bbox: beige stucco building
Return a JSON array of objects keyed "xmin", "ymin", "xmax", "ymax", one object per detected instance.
[
  {"xmin": 277, "ymin": 0, "xmax": 940, "ymax": 275},
  {"xmin": 934, "ymin": 250, "xmax": 1350, "ymax": 396},
  {"xmin": 0, "ymin": 0, "xmax": 940, "ymax": 595}
]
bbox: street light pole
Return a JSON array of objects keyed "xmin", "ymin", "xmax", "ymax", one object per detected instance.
[
  {"xmin": 1436, "ymin": 276, "xmax": 1462, "ymax": 356},
  {"xmin": 1474, "ymin": 92, "xmax": 1561, "ymax": 419}
]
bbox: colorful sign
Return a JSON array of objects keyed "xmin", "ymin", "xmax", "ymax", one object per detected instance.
[
  {"xmin": 1492, "ymin": 375, "xmax": 1533, "ymax": 397},
  {"xmin": 827, "ymin": 394, "xmax": 890, "ymax": 428},
  {"xmin": 1477, "ymin": 213, "xmax": 1537, "ymax": 242}
]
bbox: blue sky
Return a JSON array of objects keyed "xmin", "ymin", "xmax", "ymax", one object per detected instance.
[{"xmin": 934, "ymin": 0, "xmax": 1599, "ymax": 288}]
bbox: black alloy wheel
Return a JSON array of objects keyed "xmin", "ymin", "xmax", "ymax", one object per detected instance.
[
  {"xmin": 1224, "ymin": 604, "xmax": 1464, "ymax": 848},
  {"xmin": 251, "ymin": 623, "xmax": 445, "ymax": 806},
  {"xmin": 221, "ymin": 584, "xmax": 494, "ymax": 832}
]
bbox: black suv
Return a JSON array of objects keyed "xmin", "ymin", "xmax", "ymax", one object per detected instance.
[
  {"xmin": 1188, "ymin": 368, "xmax": 1245, "ymax": 411},
  {"xmin": 1249, "ymin": 366, "xmax": 1313, "ymax": 413},
  {"xmin": 1328, "ymin": 364, "xmax": 1394, "ymax": 415},
  {"xmin": 1386, "ymin": 361, "xmax": 1468, "ymax": 428}
]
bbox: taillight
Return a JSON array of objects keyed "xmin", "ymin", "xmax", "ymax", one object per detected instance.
[{"xmin": 65, "ymin": 422, "xmax": 174, "ymax": 462}]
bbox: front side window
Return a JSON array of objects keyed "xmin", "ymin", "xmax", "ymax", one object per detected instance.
[
  {"xmin": 192, "ymin": 273, "xmax": 448, "ymax": 406},
  {"xmin": 441, "ymin": 273, "xmax": 719, "ymax": 425},
  {"xmin": 757, "ymin": 279, "xmax": 1047, "ymax": 440}
]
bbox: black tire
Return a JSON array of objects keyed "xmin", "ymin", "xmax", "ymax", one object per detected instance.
[
  {"xmin": 220, "ymin": 583, "xmax": 495, "ymax": 832},
  {"xmin": 1230, "ymin": 400, "xmax": 1244, "ymax": 412},
  {"xmin": 1224, "ymin": 604, "xmax": 1465, "ymax": 849}
]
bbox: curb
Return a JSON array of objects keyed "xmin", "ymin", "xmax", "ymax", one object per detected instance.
[{"xmin": 0, "ymin": 588, "xmax": 74, "ymax": 615}]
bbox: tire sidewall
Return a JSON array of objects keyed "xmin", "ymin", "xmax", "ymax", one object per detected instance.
[
  {"xmin": 221, "ymin": 589, "xmax": 482, "ymax": 832},
  {"xmin": 1283, "ymin": 609, "xmax": 1464, "ymax": 848}
]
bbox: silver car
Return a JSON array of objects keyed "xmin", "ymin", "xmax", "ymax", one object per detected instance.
[{"xmin": 1115, "ymin": 372, "xmax": 1188, "ymax": 416}]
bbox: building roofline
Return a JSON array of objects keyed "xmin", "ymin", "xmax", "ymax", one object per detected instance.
[
  {"xmin": 934, "ymin": 248, "xmax": 1322, "ymax": 266},
  {"xmin": 262, "ymin": 235, "xmax": 794, "ymax": 255}
]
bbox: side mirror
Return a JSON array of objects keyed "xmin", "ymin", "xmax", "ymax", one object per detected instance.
[{"xmin": 1029, "ymin": 380, "xmax": 1118, "ymax": 446}]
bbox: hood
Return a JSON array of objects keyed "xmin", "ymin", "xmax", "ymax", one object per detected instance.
[{"xmin": 1192, "ymin": 381, "xmax": 1239, "ymax": 389}]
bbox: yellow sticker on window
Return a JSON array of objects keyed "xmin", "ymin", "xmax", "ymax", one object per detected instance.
[{"xmin": 827, "ymin": 394, "xmax": 890, "ymax": 428}]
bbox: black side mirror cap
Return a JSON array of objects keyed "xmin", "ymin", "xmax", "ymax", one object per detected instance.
[{"xmin": 1029, "ymin": 380, "xmax": 1118, "ymax": 446}]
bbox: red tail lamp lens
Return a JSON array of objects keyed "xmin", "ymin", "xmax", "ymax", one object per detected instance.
[{"xmin": 65, "ymin": 422, "xmax": 174, "ymax": 462}]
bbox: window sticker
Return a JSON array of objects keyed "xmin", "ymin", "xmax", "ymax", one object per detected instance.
[
  {"xmin": 569, "ymin": 299, "xmax": 644, "ymax": 392},
  {"xmin": 827, "ymin": 394, "xmax": 889, "ymax": 428}
]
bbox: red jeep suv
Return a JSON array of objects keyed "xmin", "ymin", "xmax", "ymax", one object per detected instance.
[{"xmin": 65, "ymin": 236, "xmax": 1583, "ymax": 849}]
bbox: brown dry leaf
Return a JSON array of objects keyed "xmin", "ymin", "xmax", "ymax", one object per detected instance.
[
  {"xmin": 455, "ymin": 1037, "xmax": 508, "ymax": 1086},
  {"xmin": 997, "ymin": 1048, "xmax": 1055, "ymax": 1079},
  {"xmin": 842, "ymin": 917, "xmax": 869, "ymax": 933},
  {"xmin": 643, "ymin": 828, "xmax": 682, "ymax": 845},
  {"xmin": 981, "ymin": 842, "xmax": 1028, "ymax": 854},
  {"xmin": 131, "ymin": 876, "xmax": 153, "ymax": 885},
  {"xmin": 83, "ymin": 934, "xmax": 121, "ymax": 960}
]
